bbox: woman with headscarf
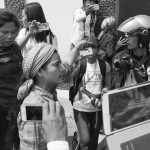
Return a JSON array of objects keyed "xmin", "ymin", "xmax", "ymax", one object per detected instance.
[{"xmin": 15, "ymin": 40, "xmax": 90, "ymax": 150}]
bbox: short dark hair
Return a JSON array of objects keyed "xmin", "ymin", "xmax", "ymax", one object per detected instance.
[{"xmin": 0, "ymin": 9, "xmax": 20, "ymax": 29}]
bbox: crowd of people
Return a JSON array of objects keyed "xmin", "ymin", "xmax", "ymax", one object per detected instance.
[{"xmin": 0, "ymin": 0, "xmax": 150, "ymax": 150}]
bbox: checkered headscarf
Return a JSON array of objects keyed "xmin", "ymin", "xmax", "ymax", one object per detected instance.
[
  {"xmin": 23, "ymin": 42, "xmax": 56, "ymax": 79},
  {"xmin": 17, "ymin": 42, "xmax": 56, "ymax": 100}
]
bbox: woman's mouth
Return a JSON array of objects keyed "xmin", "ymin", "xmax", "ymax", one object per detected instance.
[{"xmin": 5, "ymin": 41, "xmax": 13, "ymax": 45}]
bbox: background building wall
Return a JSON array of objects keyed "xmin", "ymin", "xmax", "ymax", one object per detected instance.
[
  {"xmin": 118, "ymin": 0, "xmax": 150, "ymax": 26},
  {"xmin": 4, "ymin": 0, "xmax": 24, "ymax": 26}
]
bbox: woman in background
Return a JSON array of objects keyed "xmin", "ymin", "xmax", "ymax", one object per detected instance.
[{"xmin": 16, "ymin": 2, "xmax": 57, "ymax": 57}]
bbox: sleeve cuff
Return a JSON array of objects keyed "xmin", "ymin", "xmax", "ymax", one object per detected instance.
[{"xmin": 47, "ymin": 141, "xmax": 69, "ymax": 150}]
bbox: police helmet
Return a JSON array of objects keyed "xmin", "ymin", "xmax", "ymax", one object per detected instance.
[{"xmin": 118, "ymin": 15, "xmax": 150, "ymax": 48}]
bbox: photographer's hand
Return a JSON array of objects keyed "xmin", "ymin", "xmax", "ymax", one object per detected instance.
[
  {"xmin": 91, "ymin": 97, "xmax": 102, "ymax": 108},
  {"xmin": 62, "ymin": 40, "xmax": 92, "ymax": 67},
  {"xmin": 74, "ymin": 40, "xmax": 92, "ymax": 51},
  {"xmin": 16, "ymin": 20, "xmax": 40, "ymax": 49},
  {"xmin": 92, "ymin": 88, "xmax": 109, "ymax": 108},
  {"xmin": 90, "ymin": 91, "xmax": 102, "ymax": 108},
  {"xmin": 86, "ymin": 4, "xmax": 98, "ymax": 15},
  {"xmin": 42, "ymin": 101, "xmax": 68, "ymax": 143},
  {"xmin": 28, "ymin": 20, "xmax": 41, "ymax": 35},
  {"xmin": 101, "ymin": 88, "xmax": 108, "ymax": 95}
]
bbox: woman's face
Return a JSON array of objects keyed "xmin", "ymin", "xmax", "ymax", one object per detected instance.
[
  {"xmin": 40, "ymin": 52, "xmax": 67, "ymax": 87},
  {"xmin": 0, "ymin": 22, "xmax": 19, "ymax": 47},
  {"xmin": 126, "ymin": 33, "xmax": 138, "ymax": 49},
  {"xmin": 22, "ymin": 9, "xmax": 28, "ymax": 28}
]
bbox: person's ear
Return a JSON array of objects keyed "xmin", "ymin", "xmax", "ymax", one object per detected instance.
[{"xmin": 36, "ymin": 68, "xmax": 44, "ymax": 77}]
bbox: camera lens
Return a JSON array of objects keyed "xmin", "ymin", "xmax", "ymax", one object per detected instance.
[{"xmin": 113, "ymin": 60, "xmax": 121, "ymax": 70}]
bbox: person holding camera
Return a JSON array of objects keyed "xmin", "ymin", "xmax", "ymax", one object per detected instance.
[
  {"xmin": 68, "ymin": 35, "xmax": 111, "ymax": 150},
  {"xmin": 112, "ymin": 15, "xmax": 150, "ymax": 89},
  {"xmin": 16, "ymin": 2, "xmax": 57, "ymax": 58},
  {"xmin": 70, "ymin": 0, "xmax": 99, "ymax": 50}
]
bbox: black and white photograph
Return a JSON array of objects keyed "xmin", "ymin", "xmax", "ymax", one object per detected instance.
[{"xmin": 1, "ymin": 0, "xmax": 150, "ymax": 150}]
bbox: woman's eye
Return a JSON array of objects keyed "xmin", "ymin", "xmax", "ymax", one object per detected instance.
[
  {"xmin": 1, "ymin": 31, "xmax": 7, "ymax": 34},
  {"xmin": 55, "ymin": 62, "xmax": 60, "ymax": 67},
  {"xmin": 12, "ymin": 31, "xmax": 18, "ymax": 34}
]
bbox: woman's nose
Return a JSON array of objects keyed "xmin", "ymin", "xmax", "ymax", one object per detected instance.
[
  {"xmin": 125, "ymin": 37, "xmax": 129, "ymax": 41},
  {"xmin": 60, "ymin": 63, "xmax": 67, "ymax": 74},
  {"xmin": 125, "ymin": 35, "xmax": 129, "ymax": 41},
  {"xmin": 6, "ymin": 33, "xmax": 13, "ymax": 38}
]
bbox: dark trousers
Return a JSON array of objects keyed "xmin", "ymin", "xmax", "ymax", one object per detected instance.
[
  {"xmin": 0, "ymin": 109, "xmax": 13, "ymax": 150},
  {"xmin": 74, "ymin": 109, "xmax": 103, "ymax": 150}
]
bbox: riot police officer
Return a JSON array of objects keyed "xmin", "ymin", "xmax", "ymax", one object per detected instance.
[{"xmin": 112, "ymin": 15, "xmax": 150, "ymax": 88}]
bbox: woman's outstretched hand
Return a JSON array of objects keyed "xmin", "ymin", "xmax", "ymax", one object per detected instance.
[{"xmin": 28, "ymin": 20, "xmax": 42, "ymax": 35}]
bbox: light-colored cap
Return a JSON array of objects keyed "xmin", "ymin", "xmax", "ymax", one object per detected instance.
[{"xmin": 101, "ymin": 17, "xmax": 116, "ymax": 30}]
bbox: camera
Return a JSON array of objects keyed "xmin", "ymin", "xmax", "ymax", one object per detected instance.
[
  {"xmin": 79, "ymin": 47, "xmax": 93, "ymax": 56},
  {"xmin": 21, "ymin": 103, "xmax": 43, "ymax": 122},
  {"xmin": 37, "ymin": 23, "xmax": 49, "ymax": 31},
  {"xmin": 80, "ymin": 87, "xmax": 101, "ymax": 106},
  {"xmin": 113, "ymin": 56, "xmax": 135, "ymax": 71}
]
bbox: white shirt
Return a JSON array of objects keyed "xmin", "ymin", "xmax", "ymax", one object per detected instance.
[
  {"xmin": 70, "ymin": 8, "xmax": 91, "ymax": 45},
  {"xmin": 47, "ymin": 141, "xmax": 69, "ymax": 150},
  {"xmin": 16, "ymin": 28, "xmax": 37, "ymax": 58},
  {"xmin": 73, "ymin": 59, "xmax": 102, "ymax": 112}
]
